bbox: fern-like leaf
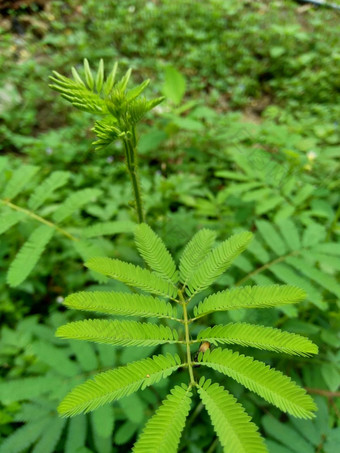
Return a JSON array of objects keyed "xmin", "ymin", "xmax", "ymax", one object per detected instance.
[
  {"xmin": 134, "ymin": 223, "xmax": 178, "ymax": 284},
  {"xmin": 0, "ymin": 376, "xmax": 62, "ymax": 404},
  {"xmin": 193, "ymin": 285, "xmax": 306, "ymax": 318},
  {"xmin": 56, "ymin": 319, "xmax": 180, "ymax": 347},
  {"xmin": 0, "ymin": 419, "xmax": 50, "ymax": 453},
  {"xmin": 53, "ymin": 188, "xmax": 102, "ymax": 223},
  {"xmin": 31, "ymin": 416, "xmax": 66, "ymax": 453},
  {"xmin": 2, "ymin": 165, "xmax": 39, "ymax": 200},
  {"xmin": 7, "ymin": 225, "xmax": 54, "ymax": 287},
  {"xmin": 198, "ymin": 348, "xmax": 316, "ymax": 419},
  {"xmin": 0, "ymin": 210, "xmax": 24, "ymax": 234},
  {"xmin": 185, "ymin": 232, "xmax": 253, "ymax": 297},
  {"xmin": 49, "ymin": 67, "xmax": 108, "ymax": 114},
  {"xmin": 85, "ymin": 257, "xmax": 178, "ymax": 298},
  {"xmin": 28, "ymin": 171, "xmax": 70, "ymax": 210},
  {"xmin": 92, "ymin": 116, "xmax": 122, "ymax": 150},
  {"xmin": 58, "ymin": 353, "xmax": 182, "ymax": 416},
  {"xmin": 197, "ymin": 378, "xmax": 267, "ymax": 453},
  {"xmin": 65, "ymin": 415, "xmax": 86, "ymax": 453},
  {"xmin": 128, "ymin": 97, "xmax": 164, "ymax": 125},
  {"xmin": 82, "ymin": 220, "xmax": 135, "ymax": 238},
  {"xmin": 132, "ymin": 385, "xmax": 192, "ymax": 453},
  {"xmin": 197, "ymin": 323, "xmax": 318, "ymax": 356},
  {"xmin": 179, "ymin": 228, "xmax": 216, "ymax": 286},
  {"xmin": 64, "ymin": 291, "xmax": 178, "ymax": 320}
]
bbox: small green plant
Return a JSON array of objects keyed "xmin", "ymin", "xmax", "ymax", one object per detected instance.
[{"xmin": 57, "ymin": 223, "xmax": 318, "ymax": 452}]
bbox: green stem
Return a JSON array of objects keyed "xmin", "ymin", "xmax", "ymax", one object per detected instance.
[
  {"xmin": 179, "ymin": 290, "xmax": 195, "ymax": 386},
  {"xmin": 0, "ymin": 199, "xmax": 77, "ymax": 241},
  {"xmin": 122, "ymin": 129, "xmax": 145, "ymax": 224},
  {"xmin": 206, "ymin": 438, "xmax": 219, "ymax": 453},
  {"xmin": 234, "ymin": 249, "xmax": 299, "ymax": 287}
]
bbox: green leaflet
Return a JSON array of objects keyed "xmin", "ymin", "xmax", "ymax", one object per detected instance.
[
  {"xmin": 49, "ymin": 70, "xmax": 108, "ymax": 114},
  {"xmin": 56, "ymin": 319, "xmax": 180, "ymax": 347},
  {"xmin": 197, "ymin": 379, "xmax": 267, "ymax": 453},
  {"xmin": 85, "ymin": 257, "xmax": 178, "ymax": 298},
  {"xmin": 82, "ymin": 220, "xmax": 136, "ymax": 238},
  {"xmin": 179, "ymin": 228, "xmax": 216, "ymax": 287},
  {"xmin": 90, "ymin": 404, "xmax": 115, "ymax": 453},
  {"xmin": 28, "ymin": 170, "xmax": 70, "ymax": 210},
  {"xmin": 53, "ymin": 188, "xmax": 102, "ymax": 222},
  {"xmin": 65, "ymin": 416, "xmax": 87, "ymax": 453},
  {"xmin": 197, "ymin": 323, "xmax": 318, "ymax": 356},
  {"xmin": 0, "ymin": 376, "xmax": 62, "ymax": 404},
  {"xmin": 31, "ymin": 417, "xmax": 67, "ymax": 453},
  {"xmin": 256, "ymin": 220, "xmax": 288, "ymax": 256},
  {"xmin": 64, "ymin": 291, "xmax": 178, "ymax": 320},
  {"xmin": 58, "ymin": 353, "xmax": 182, "ymax": 416},
  {"xmin": 133, "ymin": 385, "xmax": 192, "ymax": 453},
  {"xmin": 198, "ymin": 348, "xmax": 316, "ymax": 419},
  {"xmin": 135, "ymin": 223, "xmax": 179, "ymax": 285},
  {"xmin": 2, "ymin": 165, "xmax": 39, "ymax": 200},
  {"xmin": 0, "ymin": 418, "xmax": 50, "ymax": 453},
  {"xmin": 7, "ymin": 224, "xmax": 55, "ymax": 287},
  {"xmin": 0, "ymin": 210, "xmax": 24, "ymax": 235},
  {"xmin": 194, "ymin": 285, "xmax": 306, "ymax": 318},
  {"xmin": 269, "ymin": 262, "xmax": 325, "ymax": 309},
  {"xmin": 286, "ymin": 256, "xmax": 340, "ymax": 299},
  {"xmin": 276, "ymin": 218, "xmax": 301, "ymax": 251},
  {"xmin": 185, "ymin": 231, "xmax": 253, "ymax": 297}
]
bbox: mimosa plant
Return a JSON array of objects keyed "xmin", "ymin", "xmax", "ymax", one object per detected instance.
[{"xmin": 50, "ymin": 60, "xmax": 318, "ymax": 453}]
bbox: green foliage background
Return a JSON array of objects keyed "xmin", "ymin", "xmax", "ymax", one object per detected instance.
[{"xmin": 0, "ymin": 0, "xmax": 339, "ymax": 452}]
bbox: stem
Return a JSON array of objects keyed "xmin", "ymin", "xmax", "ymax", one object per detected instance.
[
  {"xmin": 305, "ymin": 387, "xmax": 340, "ymax": 398},
  {"xmin": 234, "ymin": 250, "xmax": 299, "ymax": 287},
  {"xmin": 179, "ymin": 290, "xmax": 195, "ymax": 385},
  {"xmin": 0, "ymin": 199, "xmax": 77, "ymax": 241},
  {"xmin": 122, "ymin": 128, "xmax": 145, "ymax": 224},
  {"xmin": 206, "ymin": 438, "xmax": 219, "ymax": 453}
]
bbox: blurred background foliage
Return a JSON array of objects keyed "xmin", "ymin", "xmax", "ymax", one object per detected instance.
[{"xmin": 0, "ymin": 1, "xmax": 339, "ymax": 452}]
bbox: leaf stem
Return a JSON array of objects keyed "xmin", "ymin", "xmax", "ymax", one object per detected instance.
[
  {"xmin": 179, "ymin": 290, "xmax": 196, "ymax": 385},
  {"xmin": 234, "ymin": 250, "xmax": 299, "ymax": 286},
  {"xmin": 305, "ymin": 387, "xmax": 340, "ymax": 398},
  {"xmin": 0, "ymin": 199, "xmax": 77, "ymax": 241}
]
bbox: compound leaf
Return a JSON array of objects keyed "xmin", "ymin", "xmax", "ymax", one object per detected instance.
[
  {"xmin": 28, "ymin": 171, "xmax": 70, "ymax": 210},
  {"xmin": 86, "ymin": 257, "xmax": 178, "ymax": 298},
  {"xmin": 65, "ymin": 415, "xmax": 87, "ymax": 453},
  {"xmin": 194, "ymin": 285, "xmax": 306, "ymax": 318},
  {"xmin": 134, "ymin": 223, "xmax": 178, "ymax": 284},
  {"xmin": 186, "ymin": 232, "xmax": 253, "ymax": 297},
  {"xmin": 58, "ymin": 353, "xmax": 182, "ymax": 416},
  {"xmin": 2, "ymin": 165, "xmax": 39, "ymax": 201},
  {"xmin": 82, "ymin": 220, "xmax": 135, "ymax": 238},
  {"xmin": 133, "ymin": 385, "xmax": 192, "ymax": 453},
  {"xmin": 198, "ymin": 323, "xmax": 318, "ymax": 357},
  {"xmin": 0, "ymin": 419, "xmax": 49, "ymax": 453},
  {"xmin": 53, "ymin": 188, "xmax": 102, "ymax": 223},
  {"xmin": 7, "ymin": 225, "xmax": 54, "ymax": 287},
  {"xmin": 56, "ymin": 319, "xmax": 179, "ymax": 347},
  {"xmin": 64, "ymin": 291, "xmax": 178, "ymax": 320},
  {"xmin": 0, "ymin": 210, "xmax": 24, "ymax": 235},
  {"xmin": 32, "ymin": 416, "xmax": 66, "ymax": 453},
  {"xmin": 197, "ymin": 379, "xmax": 267, "ymax": 453},
  {"xmin": 179, "ymin": 229, "xmax": 216, "ymax": 286},
  {"xmin": 198, "ymin": 348, "xmax": 316, "ymax": 419}
]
